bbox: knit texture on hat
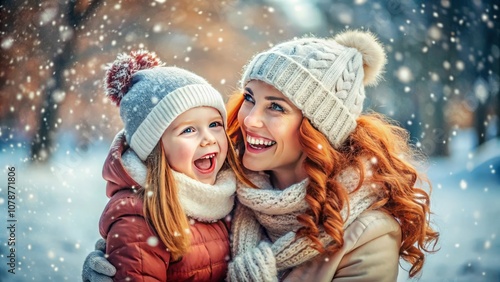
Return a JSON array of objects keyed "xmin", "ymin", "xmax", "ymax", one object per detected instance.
[
  {"xmin": 241, "ymin": 30, "xmax": 386, "ymax": 148},
  {"xmin": 227, "ymin": 162, "xmax": 380, "ymax": 281},
  {"xmin": 104, "ymin": 51, "xmax": 227, "ymax": 160}
]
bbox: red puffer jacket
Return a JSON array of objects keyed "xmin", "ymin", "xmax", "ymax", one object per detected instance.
[{"xmin": 99, "ymin": 132, "xmax": 230, "ymax": 281}]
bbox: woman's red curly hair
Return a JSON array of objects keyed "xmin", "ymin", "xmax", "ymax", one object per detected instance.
[{"xmin": 226, "ymin": 92, "xmax": 439, "ymax": 277}]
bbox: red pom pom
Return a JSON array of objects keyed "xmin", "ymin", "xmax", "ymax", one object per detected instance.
[{"xmin": 104, "ymin": 50, "xmax": 164, "ymax": 106}]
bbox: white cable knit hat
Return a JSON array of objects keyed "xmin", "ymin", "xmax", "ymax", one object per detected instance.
[
  {"xmin": 105, "ymin": 50, "xmax": 227, "ymax": 160},
  {"xmin": 241, "ymin": 30, "xmax": 386, "ymax": 148}
]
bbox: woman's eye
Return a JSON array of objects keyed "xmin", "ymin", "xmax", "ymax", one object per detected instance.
[
  {"xmin": 209, "ymin": 121, "xmax": 223, "ymax": 128},
  {"xmin": 243, "ymin": 93, "xmax": 255, "ymax": 104},
  {"xmin": 270, "ymin": 102, "xmax": 284, "ymax": 112}
]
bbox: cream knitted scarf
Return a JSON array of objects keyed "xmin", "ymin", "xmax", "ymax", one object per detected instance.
[
  {"xmin": 173, "ymin": 169, "xmax": 236, "ymax": 222},
  {"xmin": 122, "ymin": 149, "xmax": 236, "ymax": 222},
  {"xmin": 227, "ymin": 163, "xmax": 379, "ymax": 282}
]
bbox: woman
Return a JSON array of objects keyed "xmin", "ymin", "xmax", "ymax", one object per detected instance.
[
  {"xmin": 83, "ymin": 30, "xmax": 439, "ymax": 282},
  {"xmin": 225, "ymin": 29, "xmax": 439, "ymax": 281}
]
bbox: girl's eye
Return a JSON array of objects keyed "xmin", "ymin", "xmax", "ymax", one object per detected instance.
[
  {"xmin": 181, "ymin": 127, "xmax": 195, "ymax": 134},
  {"xmin": 270, "ymin": 102, "xmax": 284, "ymax": 112},
  {"xmin": 209, "ymin": 121, "xmax": 223, "ymax": 128},
  {"xmin": 243, "ymin": 93, "xmax": 255, "ymax": 104}
]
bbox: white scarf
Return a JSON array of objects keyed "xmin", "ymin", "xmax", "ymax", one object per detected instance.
[
  {"xmin": 228, "ymin": 163, "xmax": 380, "ymax": 281},
  {"xmin": 121, "ymin": 149, "xmax": 236, "ymax": 222}
]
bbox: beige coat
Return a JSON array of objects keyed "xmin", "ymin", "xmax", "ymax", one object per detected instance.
[{"xmin": 283, "ymin": 210, "xmax": 401, "ymax": 282}]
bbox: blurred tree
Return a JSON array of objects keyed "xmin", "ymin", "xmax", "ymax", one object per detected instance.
[
  {"xmin": 1, "ymin": 0, "xmax": 497, "ymax": 162},
  {"xmin": 29, "ymin": 0, "xmax": 103, "ymax": 162},
  {"xmin": 0, "ymin": 1, "xmax": 41, "ymax": 146},
  {"xmin": 1, "ymin": 0, "xmax": 289, "ymax": 162},
  {"xmin": 459, "ymin": 0, "xmax": 500, "ymax": 146},
  {"xmin": 416, "ymin": 2, "xmax": 455, "ymax": 157}
]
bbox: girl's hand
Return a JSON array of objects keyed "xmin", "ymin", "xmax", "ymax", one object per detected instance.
[{"xmin": 81, "ymin": 239, "xmax": 116, "ymax": 282}]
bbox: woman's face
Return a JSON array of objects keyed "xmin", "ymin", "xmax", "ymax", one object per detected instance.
[
  {"xmin": 161, "ymin": 107, "xmax": 228, "ymax": 185},
  {"xmin": 237, "ymin": 80, "xmax": 304, "ymax": 176}
]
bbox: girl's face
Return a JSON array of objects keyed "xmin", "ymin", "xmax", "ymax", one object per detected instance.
[
  {"xmin": 161, "ymin": 107, "xmax": 228, "ymax": 185},
  {"xmin": 237, "ymin": 80, "xmax": 304, "ymax": 177}
]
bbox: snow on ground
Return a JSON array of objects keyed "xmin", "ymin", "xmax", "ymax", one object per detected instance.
[
  {"xmin": 399, "ymin": 130, "xmax": 500, "ymax": 282},
  {"xmin": 0, "ymin": 140, "xmax": 110, "ymax": 281},
  {"xmin": 0, "ymin": 130, "xmax": 499, "ymax": 281}
]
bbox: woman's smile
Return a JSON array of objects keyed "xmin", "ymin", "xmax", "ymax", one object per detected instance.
[{"xmin": 245, "ymin": 132, "xmax": 277, "ymax": 152}]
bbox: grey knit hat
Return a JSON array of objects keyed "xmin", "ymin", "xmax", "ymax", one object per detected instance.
[
  {"xmin": 241, "ymin": 30, "xmax": 386, "ymax": 148},
  {"xmin": 105, "ymin": 50, "xmax": 227, "ymax": 160}
]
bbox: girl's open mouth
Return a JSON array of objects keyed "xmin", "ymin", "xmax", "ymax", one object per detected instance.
[{"xmin": 194, "ymin": 153, "xmax": 217, "ymax": 173}]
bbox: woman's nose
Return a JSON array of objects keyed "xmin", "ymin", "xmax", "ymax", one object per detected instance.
[{"xmin": 243, "ymin": 108, "xmax": 264, "ymax": 128}]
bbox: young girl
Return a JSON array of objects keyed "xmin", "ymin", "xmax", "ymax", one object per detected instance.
[{"xmin": 98, "ymin": 50, "xmax": 250, "ymax": 281}]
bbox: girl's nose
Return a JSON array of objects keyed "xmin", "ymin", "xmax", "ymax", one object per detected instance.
[{"xmin": 200, "ymin": 133, "xmax": 216, "ymax": 147}]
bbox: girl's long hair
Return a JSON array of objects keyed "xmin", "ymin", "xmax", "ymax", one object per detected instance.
[
  {"xmin": 226, "ymin": 92, "xmax": 439, "ymax": 277},
  {"xmin": 141, "ymin": 129, "xmax": 253, "ymax": 261}
]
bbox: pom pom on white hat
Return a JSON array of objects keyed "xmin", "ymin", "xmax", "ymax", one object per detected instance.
[{"xmin": 334, "ymin": 30, "xmax": 387, "ymax": 86}]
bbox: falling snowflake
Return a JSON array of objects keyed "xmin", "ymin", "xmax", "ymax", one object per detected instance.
[
  {"xmin": 459, "ymin": 180, "xmax": 467, "ymax": 190},
  {"xmin": 147, "ymin": 236, "xmax": 159, "ymax": 247}
]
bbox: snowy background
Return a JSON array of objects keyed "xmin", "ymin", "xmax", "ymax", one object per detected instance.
[
  {"xmin": 0, "ymin": 129, "xmax": 499, "ymax": 281},
  {"xmin": 1, "ymin": 0, "xmax": 499, "ymax": 281}
]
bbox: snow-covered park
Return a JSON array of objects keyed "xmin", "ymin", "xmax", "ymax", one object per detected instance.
[
  {"xmin": 1, "ymin": 128, "xmax": 499, "ymax": 281},
  {"xmin": 1, "ymin": 0, "xmax": 498, "ymax": 281}
]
